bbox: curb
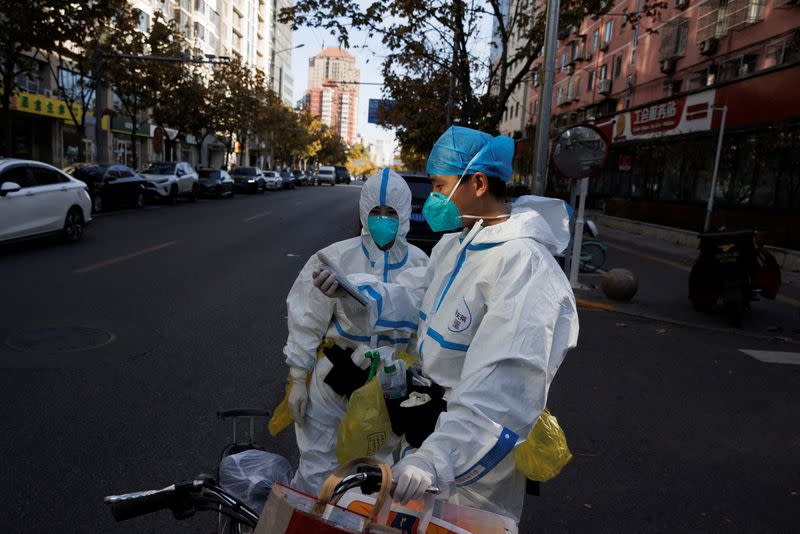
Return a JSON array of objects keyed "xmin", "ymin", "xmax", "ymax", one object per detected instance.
[{"xmin": 576, "ymin": 299, "xmax": 617, "ymax": 312}]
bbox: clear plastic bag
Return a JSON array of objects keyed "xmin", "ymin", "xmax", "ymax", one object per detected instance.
[
  {"xmin": 336, "ymin": 376, "xmax": 393, "ymax": 463},
  {"xmin": 513, "ymin": 409, "xmax": 572, "ymax": 482},
  {"xmin": 219, "ymin": 449, "xmax": 293, "ymax": 512}
]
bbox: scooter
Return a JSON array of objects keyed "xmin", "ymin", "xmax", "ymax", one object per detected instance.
[{"xmin": 688, "ymin": 229, "xmax": 781, "ymax": 327}]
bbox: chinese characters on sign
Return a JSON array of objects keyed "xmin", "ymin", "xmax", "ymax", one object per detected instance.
[{"xmin": 631, "ymin": 100, "xmax": 682, "ymax": 135}]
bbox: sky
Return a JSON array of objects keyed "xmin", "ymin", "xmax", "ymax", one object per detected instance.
[{"xmin": 289, "ymin": 24, "xmax": 399, "ymax": 160}]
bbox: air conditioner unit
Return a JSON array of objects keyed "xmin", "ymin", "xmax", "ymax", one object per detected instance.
[
  {"xmin": 567, "ymin": 64, "xmax": 575, "ymax": 75},
  {"xmin": 660, "ymin": 58, "xmax": 677, "ymax": 74},
  {"xmin": 598, "ymin": 79, "xmax": 612, "ymax": 95},
  {"xmin": 675, "ymin": 0, "xmax": 689, "ymax": 9},
  {"xmin": 699, "ymin": 37, "xmax": 719, "ymax": 56},
  {"xmin": 599, "ymin": 41, "xmax": 609, "ymax": 52}
]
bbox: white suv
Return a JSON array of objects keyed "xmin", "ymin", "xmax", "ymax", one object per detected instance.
[
  {"xmin": 316, "ymin": 166, "xmax": 336, "ymax": 186},
  {"xmin": 0, "ymin": 159, "xmax": 92, "ymax": 244},
  {"xmin": 140, "ymin": 161, "xmax": 199, "ymax": 204}
]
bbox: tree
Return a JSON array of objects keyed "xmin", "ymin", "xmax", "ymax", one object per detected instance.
[
  {"xmin": 145, "ymin": 12, "xmax": 190, "ymax": 161},
  {"xmin": 44, "ymin": 0, "xmax": 130, "ymax": 162},
  {"xmin": 102, "ymin": 7, "xmax": 151, "ymax": 168},
  {"xmin": 346, "ymin": 143, "xmax": 377, "ymax": 178},
  {"xmin": 0, "ymin": 0, "xmax": 56, "ymax": 155},
  {"xmin": 281, "ymin": 0, "xmax": 666, "ymax": 158},
  {"xmin": 316, "ymin": 126, "xmax": 348, "ymax": 166}
]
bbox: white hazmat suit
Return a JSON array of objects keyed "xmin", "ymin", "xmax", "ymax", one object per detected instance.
[
  {"xmin": 283, "ymin": 168, "xmax": 429, "ymax": 495},
  {"xmin": 341, "ymin": 195, "xmax": 579, "ymax": 522}
]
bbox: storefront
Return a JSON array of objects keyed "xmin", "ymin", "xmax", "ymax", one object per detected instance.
[
  {"xmin": 583, "ymin": 64, "xmax": 800, "ymax": 249},
  {"xmin": 111, "ymin": 117, "xmax": 151, "ymax": 169}
]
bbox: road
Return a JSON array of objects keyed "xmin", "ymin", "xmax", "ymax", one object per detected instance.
[{"xmin": 1, "ymin": 186, "xmax": 798, "ymax": 532}]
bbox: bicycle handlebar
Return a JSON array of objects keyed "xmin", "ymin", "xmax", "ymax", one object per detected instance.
[{"xmin": 104, "ymin": 483, "xmax": 182, "ymax": 522}]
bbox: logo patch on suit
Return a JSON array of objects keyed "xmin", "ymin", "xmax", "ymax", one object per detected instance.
[{"xmin": 448, "ymin": 298, "xmax": 472, "ymax": 333}]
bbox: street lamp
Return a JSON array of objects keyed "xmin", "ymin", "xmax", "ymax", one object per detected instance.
[
  {"xmin": 270, "ymin": 43, "xmax": 304, "ymax": 96},
  {"xmin": 703, "ymin": 105, "xmax": 729, "ymax": 233}
]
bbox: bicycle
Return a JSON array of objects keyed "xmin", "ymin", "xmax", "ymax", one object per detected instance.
[
  {"xmin": 103, "ymin": 407, "xmax": 438, "ymax": 532},
  {"xmin": 579, "ymin": 239, "xmax": 608, "ymax": 273}
]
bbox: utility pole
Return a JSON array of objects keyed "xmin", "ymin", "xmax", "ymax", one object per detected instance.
[{"xmin": 531, "ymin": 0, "xmax": 561, "ymax": 195}]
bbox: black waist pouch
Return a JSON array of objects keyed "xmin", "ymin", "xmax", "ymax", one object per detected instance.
[
  {"xmin": 392, "ymin": 370, "xmax": 447, "ymax": 448},
  {"xmin": 322, "ymin": 345, "xmax": 369, "ymax": 399}
]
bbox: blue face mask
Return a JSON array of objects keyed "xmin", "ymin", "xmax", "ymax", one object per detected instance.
[
  {"xmin": 367, "ymin": 215, "xmax": 400, "ymax": 248},
  {"xmin": 422, "ymin": 191, "xmax": 463, "ymax": 232}
]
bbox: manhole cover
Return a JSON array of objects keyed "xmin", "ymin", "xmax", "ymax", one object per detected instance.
[{"xmin": 5, "ymin": 327, "xmax": 115, "ymax": 353}]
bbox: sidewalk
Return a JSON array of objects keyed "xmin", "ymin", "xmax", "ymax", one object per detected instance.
[{"xmin": 575, "ymin": 222, "xmax": 800, "ymax": 340}]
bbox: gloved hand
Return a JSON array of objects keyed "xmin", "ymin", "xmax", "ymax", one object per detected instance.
[
  {"xmin": 312, "ymin": 266, "xmax": 340, "ymax": 298},
  {"xmin": 287, "ymin": 367, "xmax": 309, "ymax": 424},
  {"xmin": 391, "ymin": 456, "xmax": 436, "ymax": 505}
]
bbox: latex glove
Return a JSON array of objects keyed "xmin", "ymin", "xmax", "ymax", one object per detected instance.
[
  {"xmin": 288, "ymin": 367, "xmax": 309, "ymax": 423},
  {"xmin": 312, "ymin": 266, "xmax": 340, "ymax": 298},
  {"xmin": 391, "ymin": 456, "xmax": 436, "ymax": 505}
]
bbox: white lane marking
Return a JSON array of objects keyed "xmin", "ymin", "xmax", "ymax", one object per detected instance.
[
  {"xmin": 739, "ymin": 349, "xmax": 800, "ymax": 365},
  {"xmin": 243, "ymin": 211, "xmax": 272, "ymax": 222},
  {"xmin": 73, "ymin": 241, "xmax": 177, "ymax": 274}
]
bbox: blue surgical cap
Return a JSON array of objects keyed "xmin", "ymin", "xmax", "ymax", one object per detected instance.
[{"xmin": 426, "ymin": 126, "xmax": 515, "ymax": 182}]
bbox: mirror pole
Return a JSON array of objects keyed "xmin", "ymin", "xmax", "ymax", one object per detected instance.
[
  {"xmin": 531, "ymin": 0, "xmax": 561, "ymax": 195},
  {"xmin": 569, "ymin": 177, "xmax": 588, "ymax": 288},
  {"xmin": 703, "ymin": 105, "xmax": 728, "ymax": 233}
]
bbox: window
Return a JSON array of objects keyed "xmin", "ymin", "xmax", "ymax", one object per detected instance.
[
  {"xmin": 604, "ymin": 20, "xmax": 614, "ymax": 44},
  {"xmin": 614, "ymin": 55, "xmax": 623, "ymax": 78},
  {"xmin": 663, "ymin": 79, "xmax": 682, "ymax": 96},
  {"xmin": 118, "ymin": 167, "xmax": 134, "ymax": 178},
  {"xmin": 556, "ymin": 86, "xmax": 564, "ymax": 105},
  {"xmin": 592, "ymin": 29, "xmax": 599, "ymax": 51},
  {"xmin": 599, "ymin": 63, "xmax": 608, "ymax": 80},
  {"xmin": 561, "ymin": 52, "xmax": 569, "ymax": 71},
  {"xmin": 138, "ymin": 11, "xmax": 150, "ymax": 32},
  {"xmin": 30, "ymin": 166, "xmax": 66, "ymax": 186},
  {"xmin": 587, "ymin": 70, "xmax": 595, "ymax": 91},
  {"xmin": 0, "ymin": 166, "xmax": 33, "ymax": 188},
  {"xmin": 574, "ymin": 76, "xmax": 581, "ymax": 98},
  {"xmin": 661, "ymin": 18, "xmax": 689, "ymax": 60},
  {"xmin": 631, "ymin": 25, "xmax": 639, "ymax": 64}
]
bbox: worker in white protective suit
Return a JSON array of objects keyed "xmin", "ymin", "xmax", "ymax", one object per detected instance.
[
  {"xmin": 283, "ymin": 167, "xmax": 429, "ymax": 495},
  {"xmin": 313, "ymin": 126, "xmax": 579, "ymax": 522}
]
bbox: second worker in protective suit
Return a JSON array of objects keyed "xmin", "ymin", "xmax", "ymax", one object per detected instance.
[
  {"xmin": 282, "ymin": 168, "xmax": 429, "ymax": 495},
  {"xmin": 314, "ymin": 126, "xmax": 579, "ymax": 523}
]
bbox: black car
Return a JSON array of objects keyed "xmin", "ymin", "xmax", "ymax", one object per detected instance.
[
  {"xmin": 69, "ymin": 164, "xmax": 147, "ymax": 213},
  {"xmin": 280, "ymin": 169, "xmax": 296, "ymax": 189},
  {"xmin": 401, "ymin": 173, "xmax": 444, "ymax": 251},
  {"xmin": 334, "ymin": 165, "xmax": 351, "ymax": 184},
  {"xmin": 198, "ymin": 169, "xmax": 235, "ymax": 198},
  {"xmin": 230, "ymin": 167, "xmax": 265, "ymax": 194},
  {"xmin": 293, "ymin": 169, "xmax": 308, "ymax": 186}
]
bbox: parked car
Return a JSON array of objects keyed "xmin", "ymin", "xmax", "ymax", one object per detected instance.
[
  {"xmin": 68, "ymin": 164, "xmax": 147, "ymax": 213},
  {"xmin": 334, "ymin": 165, "xmax": 351, "ymax": 184},
  {"xmin": 230, "ymin": 166, "xmax": 266, "ymax": 194},
  {"xmin": 280, "ymin": 169, "xmax": 296, "ymax": 189},
  {"xmin": 0, "ymin": 158, "xmax": 92, "ymax": 244},
  {"xmin": 198, "ymin": 168, "xmax": 235, "ymax": 198},
  {"xmin": 139, "ymin": 161, "xmax": 199, "ymax": 204},
  {"xmin": 292, "ymin": 169, "xmax": 307, "ymax": 186},
  {"xmin": 401, "ymin": 172, "xmax": 443, "ymax": 249},
  {"xmin": 316, "ymin": 166, "xmax": 336, "ymax": 186},
  {"xmin": 263, "ymin": 170, "xmax": 283, "ymax": 191}
]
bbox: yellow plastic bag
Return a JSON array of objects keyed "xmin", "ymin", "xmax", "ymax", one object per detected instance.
[
  {"xmin": 267, "ymin": 340, "xmax": 335, "ymax": 436},
  {"xmin": 513, "ymin": 409, "xmax": 572, "ymax": 482},
  {"xmin": 336, "ymin": 368, "xmax": 392, "ymax": 463}
]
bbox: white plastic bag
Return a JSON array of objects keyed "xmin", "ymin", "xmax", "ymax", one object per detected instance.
[{"xmin": 218, "ymin": 449, "xmax": 293, "ymax": 512}]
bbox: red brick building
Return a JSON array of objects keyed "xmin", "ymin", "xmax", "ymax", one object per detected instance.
[
  {"xmin": 524, "ymin": 0, "xmax": 800, "ymax": 247},
  {"xmin": 304, "ymin": 48, "xmax": 359, "ymax": 145}
]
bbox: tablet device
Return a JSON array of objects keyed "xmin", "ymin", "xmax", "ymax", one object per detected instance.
[{"xmin": 317, "ymin": 252, "xmax": 369, "ymax": 307}]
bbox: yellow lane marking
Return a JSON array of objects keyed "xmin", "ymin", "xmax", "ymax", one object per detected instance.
[
  {"xmin": 576, "ymin": 299, "xmax": 617, "ymax": 312},
  {"xmin": 74, "ymin": 241, "xmax": 177, "ymax": 274}
]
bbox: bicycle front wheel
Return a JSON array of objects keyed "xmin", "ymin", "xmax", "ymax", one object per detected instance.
[{"xmin": 580, "ymin": 241, "xmax": 607, "ymax": 273}]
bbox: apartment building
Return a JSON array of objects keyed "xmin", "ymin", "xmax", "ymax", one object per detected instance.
[
  {"xmin": 4, "ymin": 0, "xmax": 295, "ymax": 169},
  {"xmin": 492, "ymin": 0, "xmax": 533, "ymax": 137},
  {"xmin": 304, "ymin": 48, "xmax": 360, "ymax": 145},
  {"xmin": 523, "ymin": 0, "xmax": 800, "ymax": 246}
]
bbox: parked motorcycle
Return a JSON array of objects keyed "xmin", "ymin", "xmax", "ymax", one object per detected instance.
[{"xmin": 688, "ymin": 229, "xmax": 781, "ymax": 327}]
